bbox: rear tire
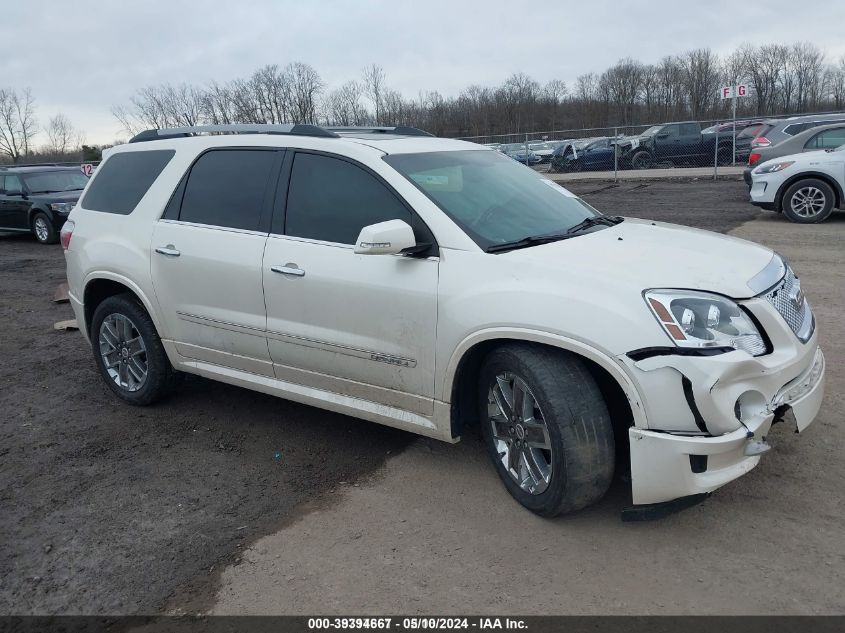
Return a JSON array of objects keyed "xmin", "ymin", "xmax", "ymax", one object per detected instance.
[
  {"xmin": 782, "ymin": 179, "xmax": 835, "ymax": 224},
  {"xmin": 91, "ymin": 294, "xmax": 182, "ymax": 405},
  {"xmin": 478, "ymin": 344, "xmax": 615, "ymax": 517},
  {"xmin": 31, "ymin": 212, "xmax": 58, "ymax": 244}
]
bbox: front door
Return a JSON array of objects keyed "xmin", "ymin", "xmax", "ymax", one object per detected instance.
[
  {"xmin": 150, "ymin": 148, "xmax": 282, "ymax": 377},
  {"xmin": 0, "ymin": 175, "xmax": 29, "ymax": 230},
  {"xmin": 262, "ymin": 151, "xmax": 438, "ymax": 415}
]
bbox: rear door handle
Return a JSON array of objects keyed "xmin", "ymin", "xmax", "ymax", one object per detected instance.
[
  {"xmin": 271, "ymin": 264, "xmax": 305, "ymax": 277},
  {"xmin": 155, "ymin": 245, "xmax": 181, "ymax": 257}
]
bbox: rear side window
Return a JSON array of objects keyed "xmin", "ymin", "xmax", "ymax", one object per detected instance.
[
  {"xmin": 81, "ymin": 150, "xmax": 174, "ymax": 214},
  {"xmin": 178, "ymin": 150, "xmax": 277, "ymax": 231},
  {"xmin": 805, "ymin": 128, "xmax": 845, "ymax": 149},
  {"xmin": 283, "ymin": 152, "xmax": 411, "ymax": 245}
]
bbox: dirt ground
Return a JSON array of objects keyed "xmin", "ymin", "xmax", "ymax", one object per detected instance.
[{"xmin": 2, "ymin": 178, "xmax": 843, "ymax": 615}]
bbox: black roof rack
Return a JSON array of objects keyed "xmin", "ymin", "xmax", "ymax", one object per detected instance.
[
  {"xmin": 327, "ymin": 126, "xmax": 434, "ymax": 137},
  {"xmin": 128, "ymin": 123, "xmax": 340, "ymax": 144}
]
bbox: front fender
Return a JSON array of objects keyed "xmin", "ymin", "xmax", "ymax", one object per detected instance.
[{"xmin": 440, "ymin": 326, "xmax": 648, "ymax": 429}]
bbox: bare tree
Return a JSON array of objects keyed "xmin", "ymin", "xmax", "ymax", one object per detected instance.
[
  {"xmin": 287, "ymin": 62, "xmax": 324, "ymax": 123},
  {"xmin": 0, "ymin": 87, "xmax": 38, "ymax": 163},
  {"xmin": 362, "ymin": 64, "xmax": 386, "ymax": 124},
  {"xmin": 44, "ymin": 113, "xmax": 82, "ymax": 154},
  {"xmin": 678, "ymin": 49, "xmax": 721, "ymax": 119}
]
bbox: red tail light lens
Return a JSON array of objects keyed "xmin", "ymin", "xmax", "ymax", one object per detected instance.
[
  {"xmin": 748, "ymin": 153, "xmax": 762, "ymax": 166},
  {"xmin": 752, "ymin": 136, "xmax": 771, "ymax": 148},
  {"xmin": 60, "ymin": 220, "xmax": 75, "ymax": 250}
]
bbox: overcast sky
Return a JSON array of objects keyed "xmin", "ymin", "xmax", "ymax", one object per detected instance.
[{"xmin": 6, "ymin": 0, "xmax": 845, "ymax": 145}]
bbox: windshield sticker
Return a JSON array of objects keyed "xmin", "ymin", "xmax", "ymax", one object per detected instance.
[{"xmin": 412, "ymin": 174, "xmax": 449, "ymax": 186}]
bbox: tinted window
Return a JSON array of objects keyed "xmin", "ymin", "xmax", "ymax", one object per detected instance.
[
  {"xmin": 179, "ymin": 150, "xmax": 277, "ymax": 231},
  {"xmin": 82, "ymin": 150, "xmax": 174, "ymax": 215},
  {"xmin": 284, "ymin": 153, "xmax": 411, "ymax": 245},
  {"xmin": 680, "ymin": 123, "xmax": 699, "ymax": 136},
  {"xmin": 806, "ymin": 128, "xmax": 845, "ymax": 149}
]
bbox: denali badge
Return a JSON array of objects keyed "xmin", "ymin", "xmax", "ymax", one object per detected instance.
[{"xmin": 370, "ymin": 353, "xmax": 416, "ymax": 368}]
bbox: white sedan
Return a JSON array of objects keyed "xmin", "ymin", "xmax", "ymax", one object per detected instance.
[{"xmin": 749, "ymin": 143, "xmax": 845, "ymax": 223}]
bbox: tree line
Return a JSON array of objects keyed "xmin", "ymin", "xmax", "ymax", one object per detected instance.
[
  {"xmin": 111, "ymin": 42, "xmax": 845, "ymax": 141},
  {"xmin": 2, "ymin": 41, "xmax": 845, "ymax": 163}
]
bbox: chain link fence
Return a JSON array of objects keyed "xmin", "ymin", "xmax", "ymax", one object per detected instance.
[{"xmin": 454, "ymin": 117, "xmax": 784, "ymax": 178}]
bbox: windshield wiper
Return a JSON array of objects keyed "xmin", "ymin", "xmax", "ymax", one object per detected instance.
[
  {"xmin": 486, "ymin": 232, "xmax": 576, "ymax": 253},
  {"xmin": 486, "ymin": 216, "xmax": 624, "ymax": 254},
  {"xmin": 565, "ymin": 215, "xmax": 624, "ymax": 235}
]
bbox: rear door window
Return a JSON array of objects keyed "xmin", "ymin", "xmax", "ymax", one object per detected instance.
[
  {"xmin": 177, "ymin": 149, "xmax": 278, "ymax": 231},
  {"xmin": 805, "ymin": 128, "xmax": 845, "ymax": 149},
  {"xmin": 81, "ymin": 150, "xmax": 174, "ymax": 215}
]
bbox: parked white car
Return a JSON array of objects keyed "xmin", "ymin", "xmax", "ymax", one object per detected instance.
[
  {"xmin": 63, "ymin": 124, "xmax": 825, "ymax": 519},
  {"xmin": 749, "ymin": 143, "xmax": 845, "ymax": 223}
]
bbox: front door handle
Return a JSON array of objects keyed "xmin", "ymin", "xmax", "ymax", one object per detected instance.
[
  {"xmin": 155, "ymin": 245, "xmax": 181, "ymax": 257},
  {"xmin": 271, "ymin": 264, "xmax": 305, "ymax": 277}
]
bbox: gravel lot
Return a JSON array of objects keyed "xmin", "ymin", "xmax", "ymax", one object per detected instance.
[{"xmin": 2, "ymin": 179, "xmax": 842, "ymax": 615}]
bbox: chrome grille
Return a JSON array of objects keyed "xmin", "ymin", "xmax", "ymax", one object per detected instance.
[{"xmin": 763, "ymin": 267, "xmax": 813, "ymax": 341}]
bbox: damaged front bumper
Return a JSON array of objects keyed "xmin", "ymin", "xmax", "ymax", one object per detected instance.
[{"xmin": 626, "ymin": 345, "xmax": 825, "ymax": 508}]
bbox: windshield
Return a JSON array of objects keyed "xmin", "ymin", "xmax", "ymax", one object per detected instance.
[
  {"xmin": 23, "ymin": 171, "xmax": 89, "ymax": 193},
  {"xmin": 641, "ymin": 126, "xmax": 663, "ymax": 136},
  {"xmin": 384, "ymin": 150, "xmax": 603, "ymax": 250}
]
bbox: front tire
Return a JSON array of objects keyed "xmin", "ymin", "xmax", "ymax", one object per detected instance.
[
  {"xmin": 31, "ymin": 212, "xmax": 58, "ymax": 244},
  {"xmin": 91, "ymin": 294, "xmax": 182, "ymax": 405},
  {"xmin": 630, "ymin": 151, "xmax": 652, "ymax": 170},
  {"xmin": 782, "ymin": 179, "xmax": 835, "ymax": 223},
  {"xmin": 478, "ymin": 344, "xmax": 615, "ymax": 517}
]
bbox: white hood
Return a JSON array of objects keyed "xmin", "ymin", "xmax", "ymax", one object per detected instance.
[{"xmin": 504, "ymin": 218, "xmax": 775, "ymax": 299}]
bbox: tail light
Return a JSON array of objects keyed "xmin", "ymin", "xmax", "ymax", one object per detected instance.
[
  {"xmin": 60, "ymin": 220, "xmax": 75, "ymax": 250},
  {"xmin": 748, "ymin": 153, "xmax": 762, "ymax": 166},
  {"xmin": 752, "ymin": 136, "xmax": 771, "ymax": 148}
]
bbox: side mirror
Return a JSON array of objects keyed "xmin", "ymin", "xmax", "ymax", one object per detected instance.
[
  {"xmin": 656, "ymin": 132, "xmax": 669, "ymax": 139},
  {"xmin": 354, "ymin": 219, "xmax": 416, "ymax": 256}
]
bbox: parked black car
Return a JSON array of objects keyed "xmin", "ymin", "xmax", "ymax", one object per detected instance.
[
  {"xmin": 0, "ymin": 166, "xmax": 90, "ymax": 244},
  {"xmin": 612, "ymin": 121, "xmax": 736, "ymax": 169}
]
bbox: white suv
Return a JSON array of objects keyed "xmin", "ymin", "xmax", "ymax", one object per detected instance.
[
  {"xmin": 750, "ymin": 143, "xmax": 845, "ymax": 223},
  {"xmin": 63, "ymin": 124, "xmax": 825, "ymax": 519}
]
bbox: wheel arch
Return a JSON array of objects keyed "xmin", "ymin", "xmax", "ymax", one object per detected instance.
[
  {"xmin": 443, "ymin": 329, "xmax": 647, "ymax": 441},
  {"xmin": 82, "ymin": 273, "xmax": 163, "ymax": 338},
  {"xmin": 775, "ymin": 172, "xmax": 843, "ymax": 212},
  {"xmin": 28, "ymin": 205, "xmax": 57, "ymax": 228}
]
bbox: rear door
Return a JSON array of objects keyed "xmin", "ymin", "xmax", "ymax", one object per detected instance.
[
  {"xmin": 262, "ymin": 151, "xmax": 439, "ymax": 415},
  {"xmin": 150, "ymin": 148, "xmax": 282, "ymax": 377}
]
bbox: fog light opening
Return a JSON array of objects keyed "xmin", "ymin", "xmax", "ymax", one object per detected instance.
[{"xmin": 735, "ymin": 391, "xmax": 768, "ymax": 426}]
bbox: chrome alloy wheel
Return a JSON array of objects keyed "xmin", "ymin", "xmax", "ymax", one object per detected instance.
[
  {"xmin": 487, "ymin": 372, "xmax": 553, "ymax": 495},
  {"xmin": 98, "ymin": 313, "xmax": 148, "ymax": 392},
  {"xmin": 790, "ymin": 186, "xmax": 827, "ymax": 218},
  {"xmin": 34, "ymin": 216, "xmax": 50, "ymax": 242}
]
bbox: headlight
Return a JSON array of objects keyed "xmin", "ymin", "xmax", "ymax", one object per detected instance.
[
  {"xmin": 644, "ymin": 290, "xmax": 767, "ymax": 356},
  {"xmin": 49, "ymin": 202, "xmax": 74, "ymax": 214},
  {"xmin": 753, "ymin": 161, "xmax": 794, "ymax": 174}
]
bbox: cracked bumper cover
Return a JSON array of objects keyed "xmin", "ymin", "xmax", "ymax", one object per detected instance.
[{"xmin": 627, "ymin": 345, "xmax": 825, "ymax": 505}]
